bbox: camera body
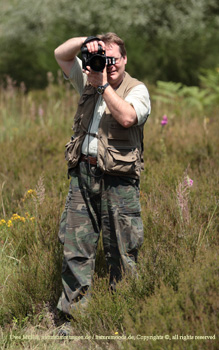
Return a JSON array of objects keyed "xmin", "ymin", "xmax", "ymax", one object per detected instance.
[
  {"xmin": 81, "ymin": 43, "xmax": 116, "ymax": 72},
  {"xmin": 81, "ymin": 44, "xmax": 106, "ymax": 72}
]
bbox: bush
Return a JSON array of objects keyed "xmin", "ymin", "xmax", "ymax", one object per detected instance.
[{"xmin": 0, "ymin": 0, "xmax": 219, "ymax": 88}]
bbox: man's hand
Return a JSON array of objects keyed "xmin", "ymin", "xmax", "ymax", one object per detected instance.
[
  {"xmin": 83, "ymin": 66, "xmax": 108, "ymax": 89},
  {"xmin": 84, "ymin": 39, "xmax": 105, "ymax": 55}
]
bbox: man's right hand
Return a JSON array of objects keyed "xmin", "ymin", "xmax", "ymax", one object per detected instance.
[{"xmin": 84, "ymin": 39, "xmax": 105, "ymax": 55}]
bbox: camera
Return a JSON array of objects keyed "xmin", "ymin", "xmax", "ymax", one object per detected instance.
[
  {"xmin": 81, "ymin": 44, "xmax": 106, "ymax": 72},
  {"xmin": 81, "ymin": 44, "xmax": 116, "ymax": 72}
]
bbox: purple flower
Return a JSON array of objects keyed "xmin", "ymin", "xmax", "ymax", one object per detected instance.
[
  {"xmin": 38, "ymin": 106, "xmax": 44, "ymax": 117},
  {"xmin": 161, "ymin": 115, "xmax": 168, "ymax": 126},
  {"xmin": 185, "ymin": 176, "xmax": 193, "ymax": 187},
  {"xmin": 189, "ymin": 179, "xmax": 193, "ymax": 187}
]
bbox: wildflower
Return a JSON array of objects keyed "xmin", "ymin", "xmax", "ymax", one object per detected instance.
[
  {"xmin": 38, "ymin": 106, "xmax": 44, "ymax": 117},
  {"xmin": 0, "ymin": 219, "xmax": 6, "ymax": 226},
  {"xmin": 161, "ymin": 115, "xmax": 168, "ymax": 126},
  {"xmin": 27, "ymin": 189, "xmax": 37, "ymax": 196},
  {"xmin": 189, "ymin": 179, "xmax": 193, "ymax": 186},
  {"xmin": 30, "ymin": 217, "xmax": 36, "ymax": 222},
  {"xmin": 7, "ymin": 220, "xmax": 13, "ymax": 228},
  {"xmin": 115, "ymin": 332, "xmax": 118, "ymax": 335},
  {"xmin": 22, "ymin": 189, "xmax": 37, "ymax": 201},
  {"xmin": 11, "ymin": 213, "xmax": 19, "ymax": 220},
  {"xmin": 11, "ymin": 214, "xmax": 26, "ymax": 223},
  {"xmin": 185, "ymin": 176, "xmax": 193, "ymax": 187}
]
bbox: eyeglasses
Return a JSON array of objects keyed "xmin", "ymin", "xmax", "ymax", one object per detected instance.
[{"xmin": 106, "ymin": 56, "xmax": 123, "ymax": 66}]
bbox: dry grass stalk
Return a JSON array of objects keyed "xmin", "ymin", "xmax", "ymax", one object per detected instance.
[
  {"xmin": 176, "ymin": 172, "xmax": 192, "ymax": 224},
  {"xmin": 34, "ymin": 175, "xmax": 45, "ymax": 205}
]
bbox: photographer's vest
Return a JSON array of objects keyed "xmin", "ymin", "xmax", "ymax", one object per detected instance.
[{"xmin": 65, "ymin": 72, "xmax": 145, "ymax": 179}]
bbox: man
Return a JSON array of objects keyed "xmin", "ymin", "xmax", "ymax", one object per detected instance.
[{"xmin": 54, "ymin": 32, "xmax": 150, "ymax": 317}]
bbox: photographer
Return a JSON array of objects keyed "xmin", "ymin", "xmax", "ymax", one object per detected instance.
[{"xmin": 54, "ymin": 33, "xmax": 151, "ymax": 317}]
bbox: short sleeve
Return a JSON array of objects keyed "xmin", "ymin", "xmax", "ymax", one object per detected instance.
[
  {"xmin": 125, "ymin": 84, "xmax": 151, "ymax": 125},
  {"xmin": 65, "ymin": 57, "xmax": 88, "ymax": 96}
]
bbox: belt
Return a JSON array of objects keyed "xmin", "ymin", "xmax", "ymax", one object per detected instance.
[{"xmin": 81, "ymin": 154, "xmax": 97, "ymax": 166}]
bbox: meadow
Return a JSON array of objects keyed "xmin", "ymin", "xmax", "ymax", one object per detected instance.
[{"xmin": 0, "ymin": 70, "xmax": 218, "ymax": 350}]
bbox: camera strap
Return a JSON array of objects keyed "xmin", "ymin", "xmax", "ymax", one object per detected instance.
[{"xmin": 81, "ymin": 36, "xmax": 101, "ymax": 48}]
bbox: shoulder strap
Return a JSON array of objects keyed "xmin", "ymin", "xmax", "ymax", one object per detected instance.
[{"xmin": 81, "ymin": 36, "xmax": 100, "ymax": 48}]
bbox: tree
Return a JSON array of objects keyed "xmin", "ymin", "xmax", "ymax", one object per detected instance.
[{"xmin": 0, "ymin": 0, "xmax": 218, "ymax": 88}]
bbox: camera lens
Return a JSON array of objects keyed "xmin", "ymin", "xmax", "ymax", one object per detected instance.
[{"xmin": 90, "ymin": 55, "xmax": 106, "ymax": 72}]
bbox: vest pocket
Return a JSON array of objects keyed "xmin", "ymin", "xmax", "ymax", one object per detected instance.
[
  {"xmin": 65, "ymin": 136, "xmax": 82, "ymax": 167},
  {"xmin": 105, "ymin": 146, "xmax": 140, "ymax": 175}
]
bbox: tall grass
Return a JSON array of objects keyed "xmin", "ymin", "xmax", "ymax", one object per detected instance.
[{"xmin": 0, "ymin": 73, "xmax": 218, "ymax": 350}]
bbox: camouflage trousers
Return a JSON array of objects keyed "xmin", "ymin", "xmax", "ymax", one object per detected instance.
[{"xmin": 57, "ymin": 161, "xmax": 144, "ymax": 316}]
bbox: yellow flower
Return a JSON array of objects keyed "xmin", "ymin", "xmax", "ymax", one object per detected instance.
[
  {"xmin": 27, "ymin": 189, "xmax": 37, "ymax": 196},
  {"xmin": 7, "ymin": 220, "xmax": 13, "ymax": 228},
  {"xmin": 0, "ymin": 219, "xmax": 6, "ymax": 226},
  {"xmin": 22, "ymin": 189, "xmax": 37, "ymax": 201},
  {"xmin": 10, "ymin": 214, "xmax": 26, "ymax": 223},
  {"xmin": 30, "ymin": 217, "xmax": 36, "ymax": 222},
  {"xmin": 11, "ymin": 214, "xmax": 19, "ymax": 220}
]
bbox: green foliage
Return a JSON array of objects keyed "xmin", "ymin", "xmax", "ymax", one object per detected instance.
[
  {"xmin": 0, "ymin": 76, "xmax": 219, "ymax": 349},
  {"xmin": 0, "ymin": 0, "xmax": 219, "ymax": 88},
  {"xmin": 153, "ymin": 68, "xmax": 219, "ymax": 113},
  {"xmin": 199, "ymin": 67, "xmax": 219, "ymax": 105}
]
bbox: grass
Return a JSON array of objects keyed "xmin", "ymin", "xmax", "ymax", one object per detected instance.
[{"xmin": 0, "ymin": 73, "xmax": 218, "ymax": 350}]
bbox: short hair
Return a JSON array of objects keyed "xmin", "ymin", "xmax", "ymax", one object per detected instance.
[{"xmin": 97, "ymin": 32, "xmax": 127, "ymax": 57}]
